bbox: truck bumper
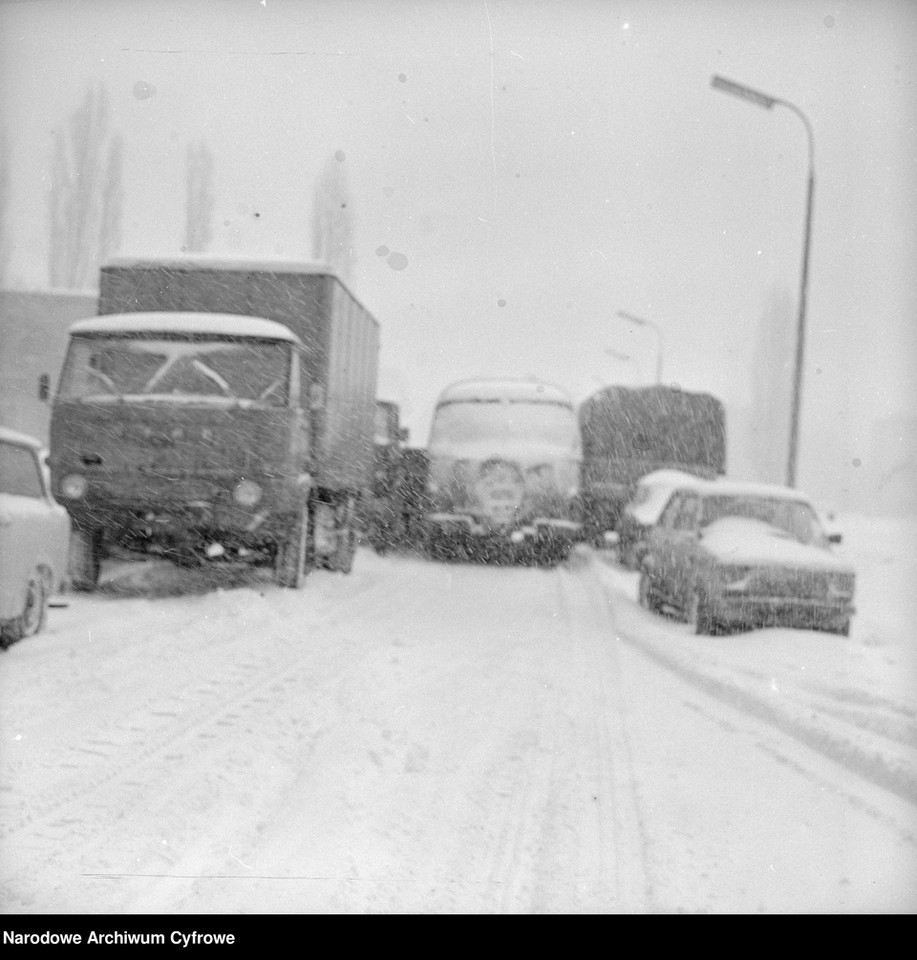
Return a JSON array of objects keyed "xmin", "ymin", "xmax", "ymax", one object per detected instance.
[{"xmin": 426, "ymin": 513, "xmax": 581, "ymax": 563}]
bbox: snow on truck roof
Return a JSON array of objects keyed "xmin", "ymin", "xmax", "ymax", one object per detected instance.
[
  {"xmin": 68, "ymin": 312, "xmax": 302, "ymax": 343},
  {"xmin": 103, "ymin": 254, "xmax": 338, "ymax": 276},
  {"xmin": 435, "ymin": 378, "xmax": 574, "ymax": 407}
]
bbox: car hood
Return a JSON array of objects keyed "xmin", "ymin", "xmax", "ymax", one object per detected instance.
[{"xmin": 700, "ymin": 517, "xmax": 853, "ymax": 572}]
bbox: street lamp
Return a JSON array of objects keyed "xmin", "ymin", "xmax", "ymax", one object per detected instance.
[
  {"xmin": 604, "ymin": 347, "xmax": 638, "ymax": 383},
  {"xmin": 616, "ymin": 310, "xmax": 663, "ymax": 384},
  {"xmin": 711, "ymin": 74, "xmax": 815, "ymax": 489}
]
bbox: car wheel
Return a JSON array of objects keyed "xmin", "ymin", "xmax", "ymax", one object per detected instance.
[
  {"xmin": 637, "ymin": 571, "xmax": 658, "ymax": 612},
  {"xmin": 828, "ymin": 616, "xmax": 851, "ymax": 637},
  {"xmin": 1, "ymin": 572, "xmax": 48, "ymax": 645},
  {"xmin": 685, "ymin": 588, "xmax": 715, "ymax": 635}
]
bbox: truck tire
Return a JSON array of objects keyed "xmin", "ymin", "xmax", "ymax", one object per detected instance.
[
  {"xmin": 330, "ymin": 526, "xmax": 357, "ymax": 573},
  {"xmin": 70, "ymin": 527, "xmax": 102, "ymax": 592},
  {"xmin": 274, "ymin": 506, "xmax": 309, "ymax": 588},
  {"xmin": 328, "ymin": 496, "xmax": 358, "ymax": 573}
]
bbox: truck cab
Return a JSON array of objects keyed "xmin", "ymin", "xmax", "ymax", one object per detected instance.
[{"xmin": 49, "ymin": 312, "xmax": 313, "ymax": 585}]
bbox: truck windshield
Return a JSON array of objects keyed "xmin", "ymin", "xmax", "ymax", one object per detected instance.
[
  {"xmin": 429, "ymin": 399, "xmax": 579, "ymax": 450},
  {"xmin": 57, "ymin": 334, "xmax": 292, "ymax": 406}
]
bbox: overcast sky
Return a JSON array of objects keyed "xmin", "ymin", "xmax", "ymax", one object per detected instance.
[{"xmin": 1, "ymin": 0, "xmax": 915, "ymax": 484}]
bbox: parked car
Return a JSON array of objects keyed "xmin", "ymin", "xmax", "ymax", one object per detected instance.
[
  {"xmin": 615, "ymin": 469, "xmax": 703, "ymax": 570},
  {"xmin": 637, "ymin": 478, "xmax": 856, "ymax": 636},
  {"xmin": 0, "ymin": 427, "xmax": 71, "ymax": 647}
]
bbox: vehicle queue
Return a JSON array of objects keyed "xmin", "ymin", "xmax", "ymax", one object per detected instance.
[{"xmin": 2, "ymin": 271, "xmax": 855, "ymax": 646}]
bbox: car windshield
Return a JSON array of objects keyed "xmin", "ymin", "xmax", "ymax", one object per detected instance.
[
  {"xmin": 429, "ymin": 399, "xmax": 579, "ymax": 450},
  {"xmin": 700, "ymin": 494, "xmax": 825, "ymax": 546},
  {"xmin": 57, "ymin": 334, "xmax": 292, "ymax": 405}
]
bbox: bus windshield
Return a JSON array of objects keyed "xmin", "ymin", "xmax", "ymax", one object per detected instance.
[{"xmin": 429, "ymin": 399, "xmax": 579, "ymax": 450}]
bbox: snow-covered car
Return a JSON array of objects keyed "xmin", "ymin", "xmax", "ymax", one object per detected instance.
[
  {"xmin": 0, "ymin": 427, "xmax": 71, "ymax": 647},
  {"xmin": 615, "ymin": 469, "xmax": 703, "ymax": 570},
  {"xmin": 637, "ymin": 479, "xmax": 856, "ymax": 636}
]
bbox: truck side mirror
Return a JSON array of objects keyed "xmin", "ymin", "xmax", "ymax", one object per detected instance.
[{"xmin": 38, "ymin": 374, "xmax": 51, "ymax": 403}]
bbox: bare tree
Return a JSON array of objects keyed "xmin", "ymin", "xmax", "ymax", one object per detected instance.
[
  {"xmin": 0, "ymin": 126, "xmax": 11, "ymax": 287},
  {"xmin": 311, "ymin": 152, "xmax": 354, "ymax": 283},
  {"xmin": 749, "ymin": 287, "xmax": 795, "ymax": 483},
  {"xmin": 48, "ymin": 83, "xmax": 123, "ymax": 289},
  {"xmin": 99, "ymin": 134, "xmax": 123, "ymax": 267},
  {"xmin": 184, "ymin": 139, "xmax": 215, "ymax": 253}
]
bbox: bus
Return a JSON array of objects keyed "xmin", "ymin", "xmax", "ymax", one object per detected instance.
[{"xmin": 424, "ymin": 378, "xmax": 582, "ymax": 564}]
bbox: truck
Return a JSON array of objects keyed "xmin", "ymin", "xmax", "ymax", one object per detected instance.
[
  {"xmin": 578, "ymin": 383, "xmax": 726, "ymax": 544},
  {"xmin": 424, "ymin": 378, "xmax": 582, "ymax": 565},
  {"xmin": 46, "ymin": 255, "xmax": 379, "ymax": 590},
  {"xmin": 361, "ymin": 401, "xmax": 430, "ymax": 555}
]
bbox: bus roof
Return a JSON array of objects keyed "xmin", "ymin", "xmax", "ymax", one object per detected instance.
[{"xmin": 435, "ymin": 377, "xmax": 574, "ymax": 407}]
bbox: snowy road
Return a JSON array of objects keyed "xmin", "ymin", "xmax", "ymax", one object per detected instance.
[{"xmin": 2, "ymin": 539, "xmax": 915, "ymax": 914}]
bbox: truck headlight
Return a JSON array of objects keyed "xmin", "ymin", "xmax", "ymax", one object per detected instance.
[
  {"xmin": 60, "ymin": 473, "xmax": 88, "ymax": 499},
  {"xmin": 233, "ymin": 479, "xmax": 263, "ymax": 507}
]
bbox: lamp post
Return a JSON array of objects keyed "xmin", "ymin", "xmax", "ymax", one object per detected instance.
[
  {"xmin": 711, "ymin": 74, "xmax": 815, "ymax": 489},
  {"xmin": 616, "ymin": 310, "xmax": 663, "ymax": 384}
]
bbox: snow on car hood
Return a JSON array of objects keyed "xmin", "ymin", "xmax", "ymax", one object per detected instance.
[{"xmin": 700, "ymin": 517, "xmax": 853, "ymax": 572}]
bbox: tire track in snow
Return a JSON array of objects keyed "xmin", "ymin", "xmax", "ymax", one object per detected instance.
[
  {"xmin": 587, "ymin": 554, "xmax": 917, "ymax": 809},
  {"xmin": 0, "ymin": 645, "xmax": 314, "ymax": 847},
  {"xmin": 554, "ymin": 563, "xmax": 654, "ymax": 913},
  {"xmin": 472, "ymin": 560, "xmax": 653, "ymax": 913}
]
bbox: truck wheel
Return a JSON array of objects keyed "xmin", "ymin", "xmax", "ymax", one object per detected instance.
[
  {"xmin": 1, "ymin": 570, "xmax": 48, "ymax": 646},
  {"xmin": 330, "ymin": 526, "xmax": 357, "ymax": 573},
  {"xmin": 70, "ymin": 527, "xmax": 101, "ymax": 592},
  {"xmin": 329, "ymin": 497, "xmax": 358, "ymax": 573},
  {"xmin": 274, "ymin": 506, "xmax": 309, "ymax": 588}
]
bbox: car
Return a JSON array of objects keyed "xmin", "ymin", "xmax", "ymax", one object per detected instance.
[
  {"xmin": 0, "ymin": 427, "xmax": 71, "ymax": 647},
  {"xmin": 637, "ymin": 478, "xmax": 856, "ymax": 636},
  {"xmin": 615, "ymin": 469, "xmax": 704, "ymax": 570}
]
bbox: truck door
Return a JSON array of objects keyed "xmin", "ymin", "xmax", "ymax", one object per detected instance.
[{"xmin": 290, "ymin": 347, "xmax": 311, "ymax": 477}]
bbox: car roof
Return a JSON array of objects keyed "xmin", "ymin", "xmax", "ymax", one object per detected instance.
[
  {"xmin": 689, "ymin": 477, "xmax": 816, "ymax": 504},
  {"xmin": 637, "ymin": 469, "xmax": 704, "ymax": 488},
  {"xmin": 0, "ymin": 426, "xmax": 43, "ymax": 450}
]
